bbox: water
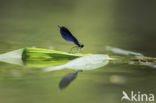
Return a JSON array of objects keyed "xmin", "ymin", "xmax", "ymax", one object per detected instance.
[{"xmin": 0, "ymin": 0, "xmax": 156, "ymax": 103}]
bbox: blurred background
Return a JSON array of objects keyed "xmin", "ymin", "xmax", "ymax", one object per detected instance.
[
  {"xmin": 0, "ymin": 0, "xmax": 156, "ymax": 103},
  {"xmin": 0, "ymin": 0, "xmax": 156, "ymax": 56}
]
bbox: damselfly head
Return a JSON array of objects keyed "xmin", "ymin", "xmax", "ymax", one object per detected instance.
[{"xmin": 78, "ymin": 43, "xmax": 84, "ymax": 48}]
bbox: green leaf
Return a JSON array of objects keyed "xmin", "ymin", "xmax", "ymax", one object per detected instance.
[
  {"xmin": 0, "ymin": 48, "xmax": 91, "ymax": 67},
  {"xmin": 22, "ymin": 48, "xmax": 91, "ymax": 67}
]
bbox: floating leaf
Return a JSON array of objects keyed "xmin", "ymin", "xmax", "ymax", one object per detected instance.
[
  {"xmin": 0, "ymin": 49, "xmax": 24, "ymax": 65},
  {"xmin": 0, "ymin": 48, "xmax": 91, "ymax": 67},
  {"xmin": 106, "ymin": 46, "xmax": 143, "ymax": 57},
  {"xmin": 45, "ymin": 54, "xmax": 111, "ymax": 71},
  {"xmin": 22, "ymin": 48, "xmax": 91, "ymax": 67},
  {"xmin": 139, "ymin": 61, "xmax": 156, "ymax": 68}
]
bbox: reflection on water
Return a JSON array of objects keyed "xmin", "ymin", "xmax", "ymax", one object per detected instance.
[
  {"xmin": 59, "ymin": 70, "xmax": 82, "ymax": 90},
  {"xmin": 0, "ymin": 47, "xmax": 155, "ymax": 103},
  {"xmin": 0, "ymin": 0, "xmax": 156, "ymax": 103}
]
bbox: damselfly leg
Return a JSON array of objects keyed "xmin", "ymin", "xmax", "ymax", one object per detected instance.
[{"xmin": 69, "ymin": 46, "xmax": 82, "ymax": 54}]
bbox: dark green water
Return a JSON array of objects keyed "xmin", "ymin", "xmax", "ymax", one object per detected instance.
[{"xmin": 0, "ymin": 0, "xmax": 156, "ymax": 103}]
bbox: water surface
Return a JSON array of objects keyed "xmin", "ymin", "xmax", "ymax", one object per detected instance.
[{"xmin": 0, "ymin": 0, "xmax": 156, "ymax": 103}]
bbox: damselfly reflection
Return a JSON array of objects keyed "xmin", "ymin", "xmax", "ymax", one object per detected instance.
[{"xmin": 59, "ymin": 70, "xmax": 82, "ymax": 90}]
